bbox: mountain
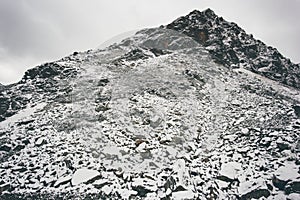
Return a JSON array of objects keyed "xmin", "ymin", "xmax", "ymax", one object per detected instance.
[{"xmin": 0, "ymin": 9, "xmax": 300, "ymax": 199}]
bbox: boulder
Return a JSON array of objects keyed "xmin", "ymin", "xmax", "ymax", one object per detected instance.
[
  {"xmin": 273, "ymin": 162, "xmax": 300, "ymax": 191},
  {"xmin": 132, "ymin": 177, "xmax": 157, "ymax": 197},
  {"xmin": 239, "ymin": 179, "xmax": 271, "ymax": 200},
  {"xmin": 71, "ymin": 168, "xmax": 101, "ymax": 186},
  {"xmin": 218, "ymin": 162, "xmax": 242, "ymax": 182},
  {"xmin": 35, "ymin": 137, "xmax": 47, "ymax": 147}
]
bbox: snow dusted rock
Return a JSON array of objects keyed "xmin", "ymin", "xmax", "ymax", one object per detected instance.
[
  {"xmin": 101, "ymin": 185, "xmax": 113, "ymax": 196},
  {"xmin": 71, "ymin": 168, "xmax": 101, "ymax": 186},
  {"xmin": 238, "ymin": 178, "xmax": 271, "ymax": 199},
  {"xmin": 272, "ymin": 161, "xmax": 300, "ymax": 192},
  {"xmin": 240, "ymin": 127, "xmax": 249, "ymax": 135},
  {"xmin": 0, "ymin": 8, "xmax": 300, "ymax": 199},
  {"xmin": 274, "ymin": 162, "xmax": 299, "ymax": 182},
  {"xmin": 218, "ymin": 161, "xmax": 242, "ymax": 182},
  {"xmin": 131, "ymin": 177, "xmax": 158, "ymax": 197},
  {"xmin": 276, "ymin": 137, "xmax": 291, "ymax": 151},
  {"xmin": 54, "ymin": 174, "xmax": 72, "ymax": 188},
  {"xmin": 35, "ymin": 137, "xmax": 47, "ymax": 147}
]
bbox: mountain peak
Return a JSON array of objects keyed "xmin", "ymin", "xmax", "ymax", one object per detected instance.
[
  {"xmin": 189, "ymin": 8, "xmax": 217, "ymax": 19},
  {"xmin": 167, "ymin": 9, "xmax": 300, "ymax": 88}
]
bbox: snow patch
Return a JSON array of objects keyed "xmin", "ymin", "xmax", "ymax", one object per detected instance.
[{"xmin": 0, "ymin": 102, "xmax": 46, "ymax": 128}]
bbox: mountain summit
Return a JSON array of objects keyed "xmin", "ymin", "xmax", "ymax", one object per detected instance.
[
  {"xmin": 167, "ymin": 9, "xmax": 300, "ymax": 88},
  {"xmin": 0, "ymin": 9, "xmax": 300, "ymax": 199}
]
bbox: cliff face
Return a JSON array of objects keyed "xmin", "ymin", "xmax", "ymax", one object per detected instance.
[
  {"xmin": 0, "ymin": 10, "xmax": 300, "ymax": 199},
  {"xmin": 167, "ymin": 9, "xmax": 300, "ymax": 89}
]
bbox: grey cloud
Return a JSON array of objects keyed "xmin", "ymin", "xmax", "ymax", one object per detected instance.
[{"xmin": 0, "ymin": 1, "xmax": 64, "ymax": 58}]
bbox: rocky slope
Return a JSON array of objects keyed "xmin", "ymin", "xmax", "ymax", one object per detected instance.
[{"xmin": 0, "ymin": 9, "xmax": 300, "ymax": 200}]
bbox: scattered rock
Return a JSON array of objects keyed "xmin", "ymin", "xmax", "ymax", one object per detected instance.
[
  {"xmin": 101, "ymin": 185, "xmax": 113, "ymax": 196},
  {"xmin": 17, "ymin": 119, "xmax": 35, "ymax": 126},
  {"xmin": 237, "ymin": 147, "xmax": 250, "ymax": 154}
]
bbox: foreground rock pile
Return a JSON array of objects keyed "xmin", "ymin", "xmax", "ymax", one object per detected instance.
[{"xmin": 0, "ymin": 9, "xmax": 300, "ymax": 200}]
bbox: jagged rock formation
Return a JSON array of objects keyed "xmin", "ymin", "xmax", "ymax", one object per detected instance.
[
  {"xmin": 0, "ymin": 9, "xmax": 300, "ymax": 200},
  {"xmin": 166, "ymin": 9, "xmax": 300, "ymax": 88},
  {"xmin": 0, "ymin": 60, "xmax": 78, "ymax": 123}
]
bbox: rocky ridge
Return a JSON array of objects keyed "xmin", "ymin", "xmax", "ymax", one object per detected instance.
[
  {"xmin": 0, "ymin": 9, "xmax": 300, "ymax": 200},
  {"xmin": 166, "ymin": 9, "xmax": 300, "ymax": 89}
]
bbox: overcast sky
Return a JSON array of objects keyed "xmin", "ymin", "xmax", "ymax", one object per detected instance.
[{"xmin": 0, "ymin": 0, "xmax": 299, "ymax": 84}]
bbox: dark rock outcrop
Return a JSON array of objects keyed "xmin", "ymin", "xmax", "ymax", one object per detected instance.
[{"xmin": 166, "ymin": 9, "xmax": 300, "ymax": 88}]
